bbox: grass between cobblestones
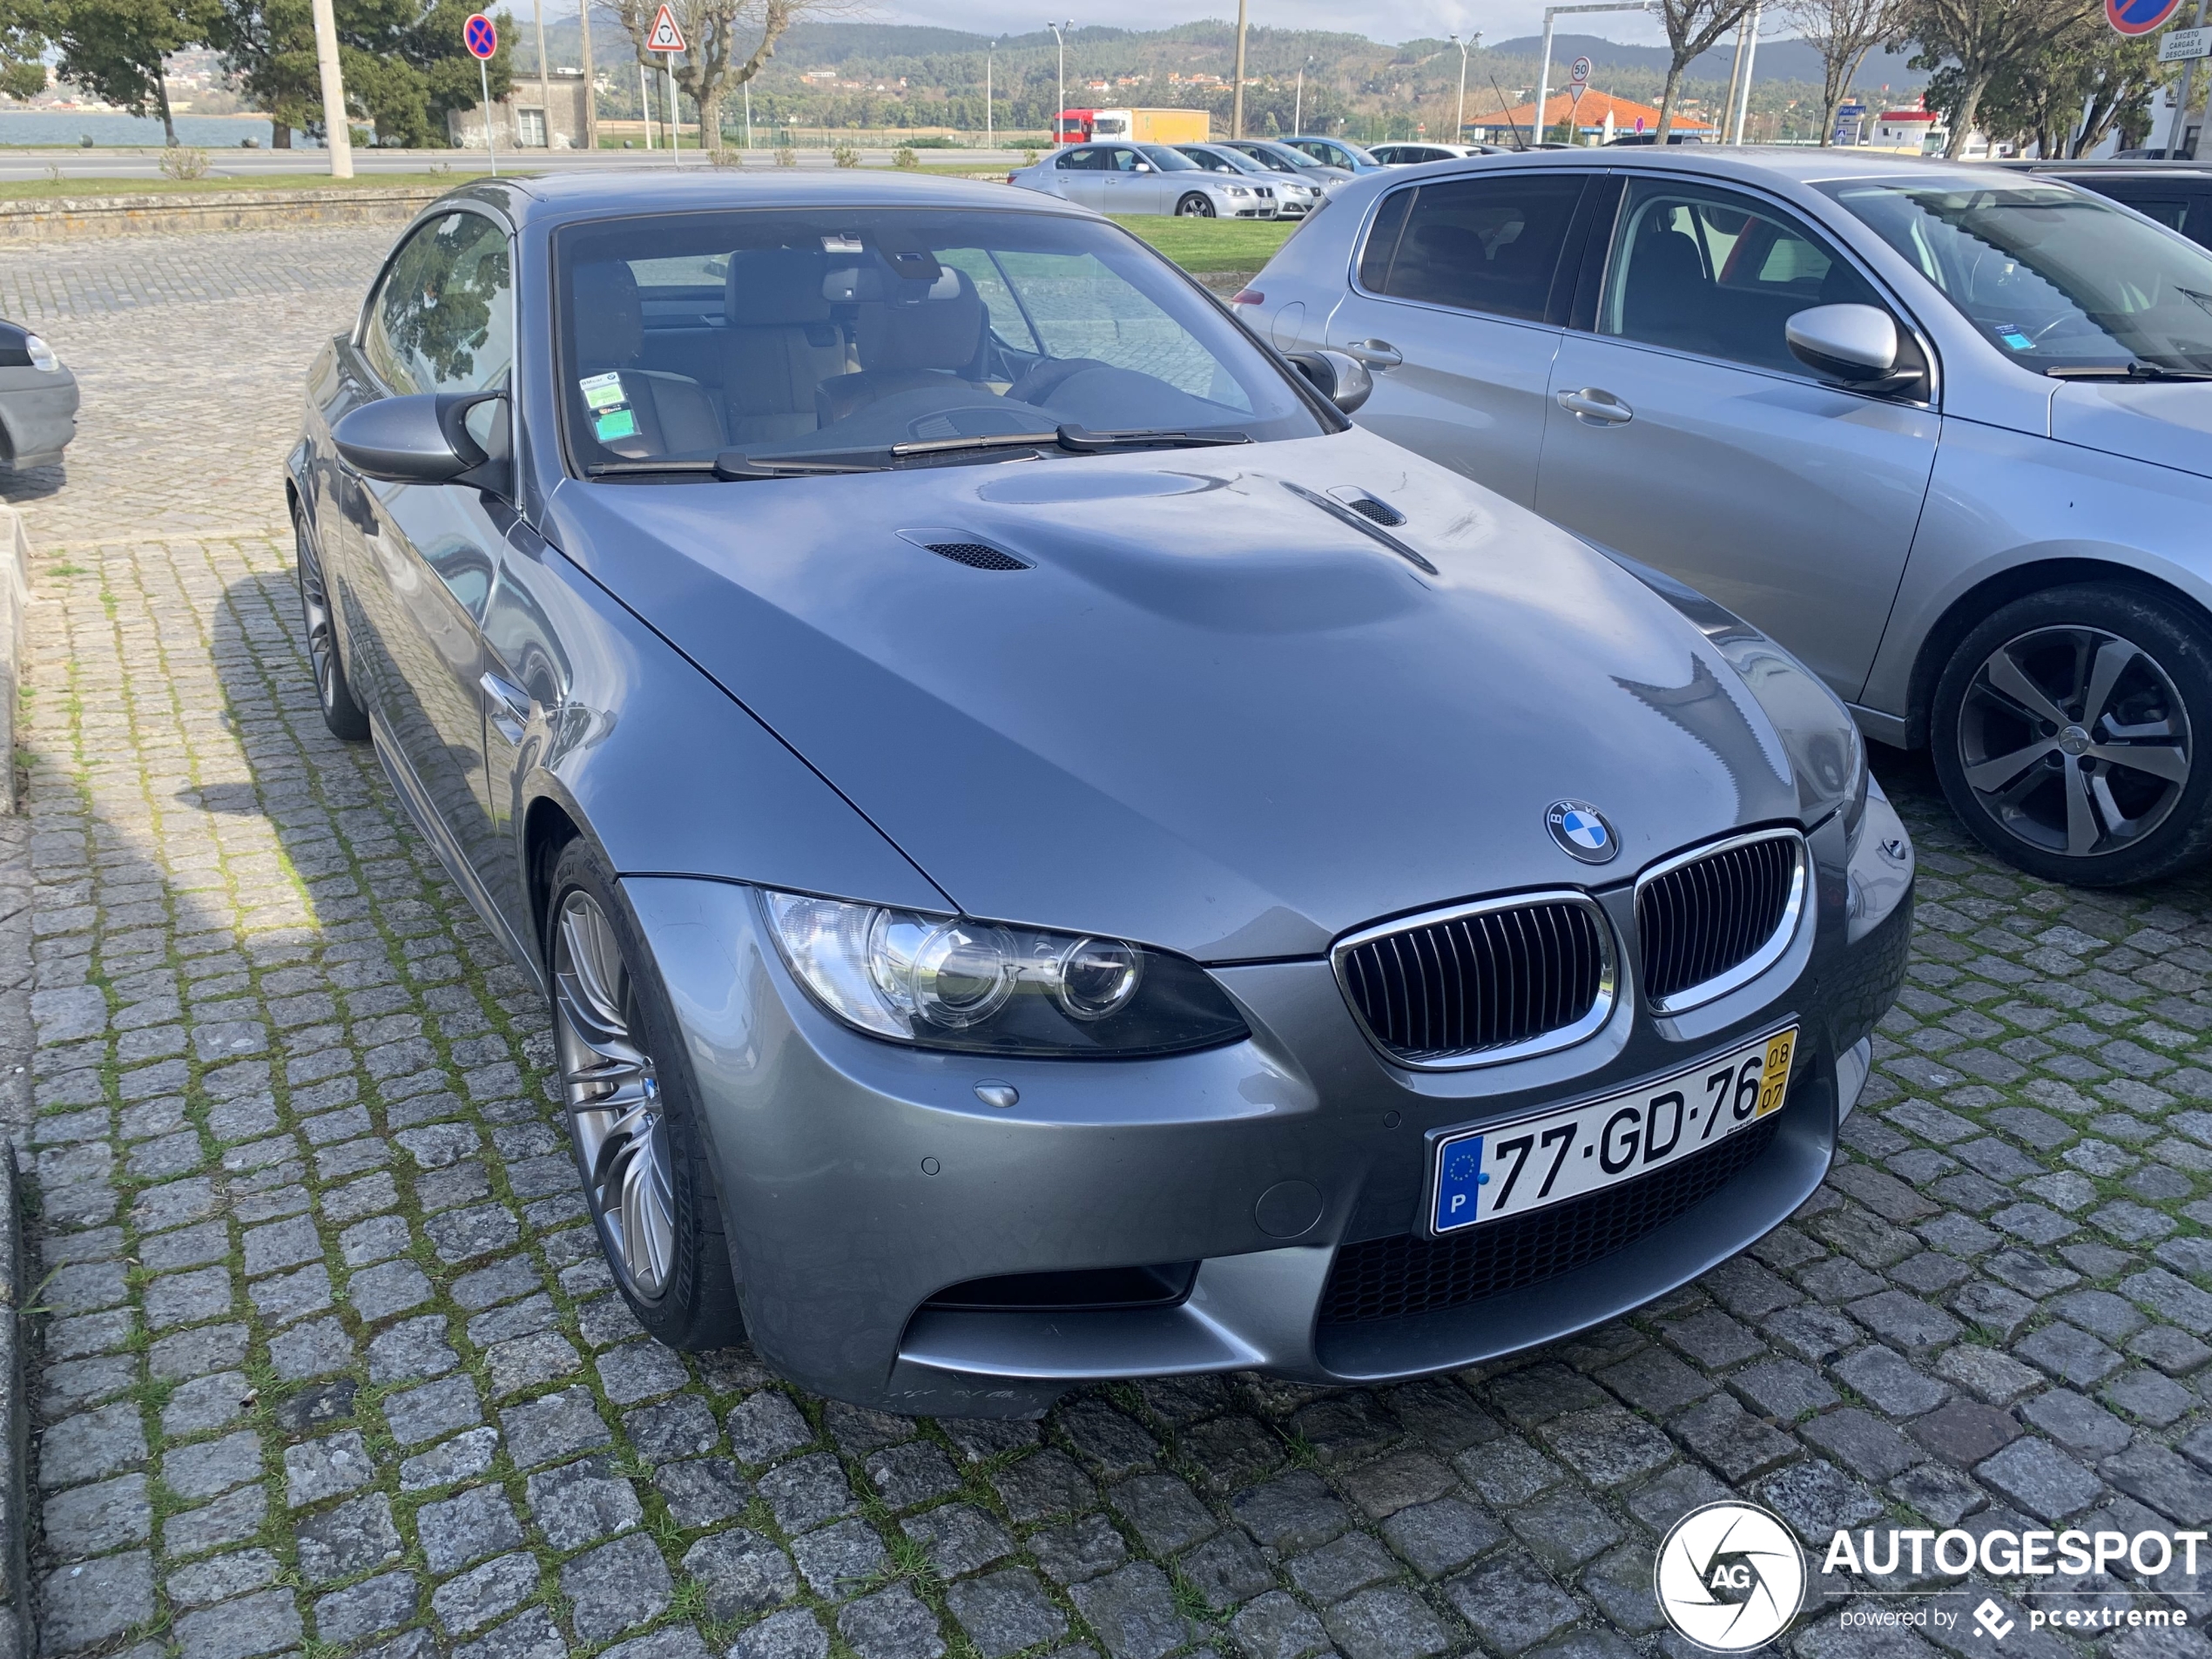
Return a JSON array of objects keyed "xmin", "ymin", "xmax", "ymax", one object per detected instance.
[{"xmin": 15, "ymin": 226, "xmax": 2212, "ymax": 1659}]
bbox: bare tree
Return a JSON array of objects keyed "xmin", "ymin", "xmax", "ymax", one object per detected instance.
[
  {"xmin": 1784, "ymin": 0, "xmax": 1904, "ymax": 142},
  {"xmin": 1902, "ymin": 0, "xmax": 2098, "ymax": 156},
  {"xmin": 1654, "ymin": 0, "xmax": 1758, "ymax": 135},
  {"xmin": 612, "ymin": 0, "xmax": 835, "ymax": 154}
]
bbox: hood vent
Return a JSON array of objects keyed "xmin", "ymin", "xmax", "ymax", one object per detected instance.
[
  {"xmin": 1331, "ymin": 489, "xmax": 1407, "ymax": 528},
  {"xmin": 897, "ymin": 529, "xmax": 1030, "ymax": 571}
]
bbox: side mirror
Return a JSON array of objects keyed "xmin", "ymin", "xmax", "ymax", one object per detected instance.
[
  {"xmin": 1133, "ymin": 161, "xmax": 1153, "ymax": 172},
  {"xmin": 334, "ymin": 391, "xmax": 509, "ymax": 493},
  {"xmin": 1286, "ymin": 349, "xmax": 1373, "ymax": 415},
  {"xmin": 1785, "ymin": 304, "xmax": 1915, "ymax": 390}
]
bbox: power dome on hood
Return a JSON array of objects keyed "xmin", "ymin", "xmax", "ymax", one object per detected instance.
[{"xmin": 549, "ymin": 435, "xmax": 1811, "ymax": 961}]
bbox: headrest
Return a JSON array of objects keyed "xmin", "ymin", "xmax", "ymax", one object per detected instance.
[
  {"xmin": 725, "ymin": 249, "xmax": 831, "ymax": 327},
  {"xmin": 571, "ymin": 260, "xmax": 642, "ymax": 368},
  {"xmin": 856, "ymin": 267, "xmax": 983, "ymax": 373}
]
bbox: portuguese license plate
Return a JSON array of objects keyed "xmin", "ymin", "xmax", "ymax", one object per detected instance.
[{"xmin": 1428, "ymin": 1026, "xmax": 1797, "ymax": 1236}]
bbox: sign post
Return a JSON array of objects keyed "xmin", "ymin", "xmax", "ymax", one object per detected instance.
[
  {"xmin": 464, "ymin": 11, "xmax": 500, "ymax": 175},
  {"xmin": 645, "ymin": 3, "xmax": 686, "ymax": 153},
  {"xmin": 1567, "ymin": 55, "xmax": 1590, "ymax": 142}
]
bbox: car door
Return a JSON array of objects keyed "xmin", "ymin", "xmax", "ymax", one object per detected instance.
[
  {"xmin": 1533, "ymin": 175, "xmax": 1939, "ymax": 699},
  {"xmin": 1054, "ymin": 145, "xmax": 1107, "ymax": 209},
  {"xmin": 345, "ymin": 207, "xmax": 524, "ymax": 931},
  {"xmin": 1097, "ymin": 146, "xmax": 1163, "ymax": 213},
  {"xmin": 1324, "ymin": 169, "xmax": 1595, "ymax": 507}
]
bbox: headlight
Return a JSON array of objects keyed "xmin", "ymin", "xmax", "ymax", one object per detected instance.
[
  {"xmin": 25, "ymin": 334, "xmax": 57, "ymax": 373},
  {"xmin": 762, "ymin": 891, "xmax": 1250, "ymax": 1057},
  {"xmin": 1226, "ymin": 185, "xmax": 1250, "ymax": 197},
  {"xmin": 1838, "ymin": 720, "xmax": 1871, "ymax": 856}
]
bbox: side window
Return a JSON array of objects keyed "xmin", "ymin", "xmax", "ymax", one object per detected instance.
[
  {"xmin": 1599, "ymin": 179, "xmax": 1884, "ymax": 374},
  {"xmin": 1109, "ymin": 148, "xmax": 1141, "ymax": 172},
  {"xmin": 1362, "ymin": 173, "xmax": 1586, "ymax": 322},
  {"xmin": 363, "ymin": 212, "xmax": 514, "ymax": 396},
  {"xmin": 1056, "ymin": 147, "xmax": 1099, "ymax": 171}
]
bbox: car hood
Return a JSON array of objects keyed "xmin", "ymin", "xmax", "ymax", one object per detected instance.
[
  {"xmin": 2051, "ymin": 378, "xmax": 2212, "ymax": 478},
  {"xmin": 546, "ymin": 430, "xmax": 1806, "ymax": 961}
]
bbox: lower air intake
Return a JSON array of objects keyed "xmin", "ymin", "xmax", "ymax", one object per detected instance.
[{"xmin": 1318, "ymin": 1114, "xmax": 1782, "ymax": 1325}]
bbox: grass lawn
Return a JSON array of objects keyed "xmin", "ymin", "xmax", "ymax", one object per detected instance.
[
  {"xmin": 1109, "ymin": 214, "xmax": 1297, "ymax": 273},
  {"xmin": 0, "ymin": 170, "xmax": 509, "ymax": 202}
]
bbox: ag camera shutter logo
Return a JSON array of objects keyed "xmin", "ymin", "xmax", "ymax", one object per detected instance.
[{"xmin": 1654, "ymin": 1501, "xmax": 1806, "ymax": 1652}]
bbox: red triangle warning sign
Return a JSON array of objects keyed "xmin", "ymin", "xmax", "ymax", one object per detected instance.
[{"xmin": 645, "ymin": 3, "xmax": 685, "ymax": 51}]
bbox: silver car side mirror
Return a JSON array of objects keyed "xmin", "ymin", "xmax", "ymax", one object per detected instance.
[
  {"xmin": 1287, "ymin": 349, "xmax": 1373, "ymax": 415},
  {"xmin": 334, "ymin": 391, "xmax": 509, "ymax": 493},
  {"xmin": 1785, "ymin": 304, "xmax": 1905, "ymax": 387},
  {"xmin": 1133, "ymin": 161, "xmax": 1153, "ymax": 172}
]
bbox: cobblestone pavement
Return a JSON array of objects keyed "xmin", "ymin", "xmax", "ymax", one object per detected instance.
[{"xmin": 16, "ymin": 226, "xmax": 2212, "ymax": 1659}]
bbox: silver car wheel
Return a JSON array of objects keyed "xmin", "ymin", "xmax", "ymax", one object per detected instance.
[
  {"xmin": 554, "ymin": 888, "xmax": 676, "ymax": 1299},
  {"xmin": 1957, "ymin": 624, "xmax": 2192, "ymax": 860},
  {"xmin": 1177, "ymin": 193, "xmax": 1216, "ymax": 217}
]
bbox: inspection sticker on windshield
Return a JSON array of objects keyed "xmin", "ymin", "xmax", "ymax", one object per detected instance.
[
  {"xmin": 1992, "ymin": 322, "xmax": 2036, "ymax": 352},
  {"xmin": 579, "ymin": 373, "xmax": 637, "ymax": 442},
  {"xmin": 580, "ymin": 372, "xmax": 627, "ymax": 410},
  {"xmin": 1427, "ymin": 1026, "xmax": 1797, "ymax": 1235}
]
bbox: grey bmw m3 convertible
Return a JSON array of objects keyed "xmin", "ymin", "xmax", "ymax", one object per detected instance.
[{"xmin": 289, "ymin": 171, "xmax": 1916, "ymax": 1415}]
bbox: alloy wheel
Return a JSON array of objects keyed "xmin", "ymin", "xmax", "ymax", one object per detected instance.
[
  {"xmin": 1955, "ymin": 624, "xmax": 2192, "ymax": 860},
  {"xmin": 553, "ymin": 888, "xmax": 677, "ymax": 1299},
  {"xmin": 296, "ymin": 523, "xmax": 339, "ymax": 716},
  {"xmin": 1177, "ymin": 194, "xmax": 1215, "ymax": 217}
]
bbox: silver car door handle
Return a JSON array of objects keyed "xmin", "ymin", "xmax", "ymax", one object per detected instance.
[
  {"xmin": 481, "ymin": 671, "xmax": 532, "ymax": 743},
  {"xmin": 1557, "ymin": 388, "xmax": 1635, "ymax": 425},
  {"xmin": 1336, "ymin": 339, "xmax": 1403, "ymax": 368}
]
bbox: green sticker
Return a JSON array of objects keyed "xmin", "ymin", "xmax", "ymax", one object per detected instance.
[
  {"xmin": 581, "ymin": 371, "xmax": 627, "ymax": 410},
  {"xmin": 594, "ymin": 408, "xmax": 638, "ymax": 441}
]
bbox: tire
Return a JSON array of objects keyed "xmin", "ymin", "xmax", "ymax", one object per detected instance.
[
  {"xmin": 1931, "ymin": 582, "xmax": 2212, "ymax": 887},
  {"xmin": 546, "ymin": 836, "xmax": 745, "ymax": 1349},
  {"xmin": 1176, "ymin": 193, "xmax": 1216, "ymax": 218},
  {"xmin": 294, "ymin": 501, "xmax": 370, "ymax": 742}
]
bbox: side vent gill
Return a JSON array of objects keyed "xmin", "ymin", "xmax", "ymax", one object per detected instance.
[
  {"xmin": 895, "ymin": 529, "xmax": 1031, "ymax": 571},
  {"xmin": 1327, "ymin": 487, "xmax": 1407, "ymax": 527}
]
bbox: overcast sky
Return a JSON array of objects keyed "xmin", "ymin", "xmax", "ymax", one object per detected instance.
[{"xmin": 860, "ymin": 0, "xmax": 1688, "ymax": 49}]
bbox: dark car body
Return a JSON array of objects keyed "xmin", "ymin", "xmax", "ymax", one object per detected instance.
[
  {"xmin": 290, "ymin": 171, "xmax": 1914, "ymax": 1413},
  {"xmin": 2004, "ymin": 159, "xmax": 2212, "ymax": 251},
  {"xmin": 0, "ymin": 319, "xmax": 78, "ymax": 470}
]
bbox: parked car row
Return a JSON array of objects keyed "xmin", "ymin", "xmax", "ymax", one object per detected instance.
[{"xmin": 1242, "ymin": 147, "xmax": 2212, "ymax": 886}]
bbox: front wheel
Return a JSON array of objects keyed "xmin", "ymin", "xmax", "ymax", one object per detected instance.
[
  {"xmin": 1931, "ymin": 582, "xmax": 2212, "ymax": 886},
  {"xmin": 295, "ymin": 502, "xmax": 369, "ymax": 741},
  {"xmin": 1176, "ymin": 193, "xmax": 1217, "ymax": 218},
  {"xmin": 548, "ymin": 837, "xmax": 744, "ymax": 1348}
]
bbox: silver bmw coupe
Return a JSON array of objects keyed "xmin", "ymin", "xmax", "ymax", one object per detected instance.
[{"xmin": 289, "ymin": 171, "xmax": 1914, "ymax": 1414}]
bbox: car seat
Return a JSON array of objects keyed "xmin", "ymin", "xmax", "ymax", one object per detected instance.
[
  {"xmin": 720, "ymin": 249, "xmax": 849, "ymax": 445},
  {"xmin": 816, "ymin": 267, "xmax": 986, "ymax": 428},
  {"xmin": 571, "ymin": 260, "xmax": 725, "ymax": 456}
]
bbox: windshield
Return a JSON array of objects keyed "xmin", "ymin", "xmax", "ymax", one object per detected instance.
[
  {"xmin": 1819, "ymin": 178, "xmax": 2212, "ymax": 374},
  {"xmin": 556, "ymin": 208, "xmax": 1325, "ymax": 475}
]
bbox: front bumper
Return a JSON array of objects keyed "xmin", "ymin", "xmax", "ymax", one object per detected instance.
[
  {"xmin": 625, "ymin": 795, "xmax": 1912, "ymax": 1414},
  {"xmin": 0, "ymin": 368, "xmax": 79, "ymax": 470}
]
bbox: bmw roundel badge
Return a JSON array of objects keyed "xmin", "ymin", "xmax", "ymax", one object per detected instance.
[{"xmin": 1547, "ymin": 799, "xmax": 1619, "ymax": 864}]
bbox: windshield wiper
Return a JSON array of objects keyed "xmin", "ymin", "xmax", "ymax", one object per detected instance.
[
  {"xmin": 587, "ymin": 452, "xmax": 886, "ymax": 481},
  {"xmin": 2044, "ymin": 362, "xmax": 2212, "ymax": 381},
  {"xmin": 886, "ymin": 423, "xmax": 1253, "ymax": 459}
]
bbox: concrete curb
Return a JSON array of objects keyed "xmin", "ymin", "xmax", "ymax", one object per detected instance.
[
  {"xmin": 0, "ymin": 507, "xmax": 24, "ymax": 815},
  {"xmin": 0, "ymin": 185, "xmax": 448, "ymax": 242}
]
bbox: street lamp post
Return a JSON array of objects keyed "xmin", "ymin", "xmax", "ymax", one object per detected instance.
[
  {"xmin": 308, "ymin": 0, "xmax": 353, "ymax": 177},
  {"xmin": 1231, "ymin": 0, "xmax": 1247, "ymax": 138},
  {"xmin": 1534, "ymin": 0, "xmax": 1656, "ymax": 148},
  {"xmin": 1047, "ymin": 20, "xmax": 1072, "ymax": 145},
  {"xmin": 986, "ymin": 40, "xmax": 995, "ymax": 149},
  {"xmin": 1728, "ymin": 0, "xmax": 1762, "ymax": 143},
  {"xmin": 1448, "ymin": 32, "xmax": 1476, "ymax": 143},
  {"xmin": 1294, "ymin": 53, "xmax": 1313, "ymax": 133}
]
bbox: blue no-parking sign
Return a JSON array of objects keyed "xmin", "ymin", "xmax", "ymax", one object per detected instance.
[{"xmin": 2109, "ymin": 0, "xmax": 2182, "ymax": 37}]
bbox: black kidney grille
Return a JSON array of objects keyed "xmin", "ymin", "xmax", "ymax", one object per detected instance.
[
  {"xmin": 1344, "ymin": 495, "xmax": 1406, "ymax": 526},
  {"xmin": 1339, "ymin": 900, "xmax": 1605, "ymax": 1063},
  {"xmin": 925, "ymin": 541, "xmax": 1028, "ymax": 571},
  {"xmin": 1319, "ymin": 1113, "xmax": 1781, "ymax": 1325},
  {"xmin": 1637, "ymin": 833, "xmax": 1798, "ymax": 1004}
]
